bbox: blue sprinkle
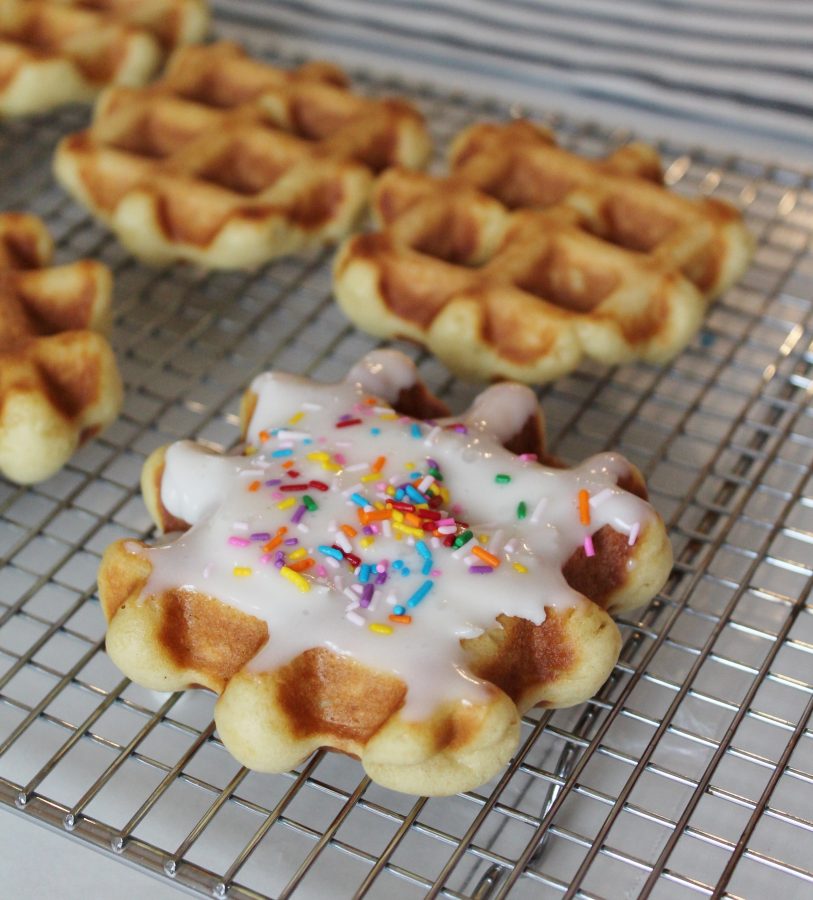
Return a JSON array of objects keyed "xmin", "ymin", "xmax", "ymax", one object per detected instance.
[
  {"xmin": 401, "ymin": 567, "xmax": 411, "ymax": 577},
  {"xmin": 317, "ymin": 545, "xmax": 343, "ymax": 560},
  {"xmin": 394, "ymin": 488, "xmax": 406, "ymax": 501},
  {"xmin": 350, "ymin": 492, "xmax": 369, "ymax": 508},
  {"xmin": 359, "ymin": 564, "xmax": 371, "ymax": 584},
  {"xmin": 421, "ymin": 560, "xmax": 433, "ymax": 575},
  {"xmin": 406, "ymin": 580, "xmax": 434, "ymax": 608},
  {"xmin": 393, "ymin": 605, "xmax": 406, "ymax": 616},
  {"xmin": 303, "ymin": 438, "xmax": 313, "ymax": 445},
  {"xmin": 371, "ymin": 427, "xmax": 381, "ymax": 435},
  {"xmin": 392, "ymin": 559, "xmax": 403, "ymax": 570},
  {"xmin": 271, "ymin": 448, "xmax": 293, "ymax": 458},
  {"xmin": 415, "ymin": 540, "xmax": 431, "ymax": 559},
  {"xmin": 405, "ymin": 484, "xmax": 426, "ymax": 504},
  {"xmin": 410, "ymin": 423, "xmax": 421, "ymax": 438}
]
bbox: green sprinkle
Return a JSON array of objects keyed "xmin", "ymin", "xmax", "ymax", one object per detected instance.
[
  {"xmin": 453, "ymin": 529, "xmax": 473, "ymax": 548},
  {"xmin": 517, "ymin": 501, "xmax": 527, "ymax": 520},
  {"xmin": 303, "ymin": 495, "xmax": 318, "ymax": 512},
  {"xmin": 495, "ymin": 473, "xmax": 511, "ymax": 484},
  {"xmin": 428, "ymin": 467, "xmax": 443, "ymax": 481}
]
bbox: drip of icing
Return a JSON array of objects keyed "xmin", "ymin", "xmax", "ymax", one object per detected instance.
[
  {"xmin": 346, "ymin": 348, "xmax": 421, "ymax": 405},
  {"xmin": 140, "ymin": 359, "xmax": 655, "ymax": 718}
]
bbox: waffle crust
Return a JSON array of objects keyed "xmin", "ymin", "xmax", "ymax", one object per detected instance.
[
  {"xmin": 54, "ymin": 41, "xmax": 432, "ymax": 268},
  {"xmin": 0, "ymin": 212, "xmax": 122, "ymax": 484},
  {"xmin": 334, "ymin": 120, "xmax": 753, "ymax": 383},
  {"xmin": 0, "ymin": 0, "xmax": 209, "ymax": 116}
]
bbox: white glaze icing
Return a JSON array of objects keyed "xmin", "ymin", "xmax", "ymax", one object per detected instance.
[{"xmin": 140, "ymin": 352, "xmax": 655, "ymax": 717}]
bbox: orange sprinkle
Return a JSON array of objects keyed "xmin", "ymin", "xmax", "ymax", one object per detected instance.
[
  {"xmin": 262, "ymin": 527, "xmax": 287, "ymax": 553},
  {"xmin": 364, "ymin": 396, "xmax": 377, "ymax": 405},
  {"xmin": 579, "ymin": 489, "xmax": 591, "ymax": 526},
  {"xmin": 472, "ymin": 546, "xmax": 500, "ymax": 567},
  {"xmin": 259, "ymin": 430, "xmax": 270, "ymax": 443},
  {"xmin": 389, "ymin": 614, "xmax": 412, "ymax": 624},
  {"xmin": 372, "ymin": 455, "xmax": 387, "ymax": 473},
  {"xmin": 359, "ymin": 509, "xmax": 392, "ymax": 525},
  {"xmin": 288, "ymin": 558, "xmax": 315, "ymax": 573},
  {"xmin": 404, "ymin": 512, "xmax": 423, "ymax": 528},
  {"xmin": 282, "ymin": 460, "xmax": 294, "ymax": 469},
  {"xmin": 248, "ymin": 480, "xmax": 261, "ymax": 492},
  {"xmin": 340, "ymin": 524, "xmax": 357, "ymax": 538}
]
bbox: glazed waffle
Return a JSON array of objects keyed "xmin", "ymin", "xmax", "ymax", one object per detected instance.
[
  {"xmin": 0, "ymin": 0, "xmax": 209, "ymax": 117},
  {"xmin": 98, "ymin": 349, "xmax": 672, "ymax": 796},
  {"xmin": 0, "ymin": 212, "xmax": 122, "ymax": 484},
  {"xmin": 54, "ymin": 41, "xmax": 432, "ymax": 269},
  {"xmin": 334, "ymin": 119, "xmax": 753, "ymax": 383}
]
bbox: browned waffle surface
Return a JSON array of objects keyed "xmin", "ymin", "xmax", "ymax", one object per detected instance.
[
  {"xmin": 98, "ymin": 350, "xmax": 673, "ymax": 796},
  {"xmin": 0, "ymin": 0, "xmax": 209, "ymax": 116},
  {"xmin": 54, "ymin": 41, "xmax": 432, "ymax": 268},
  {"xmin": 0, "ymin": 211, "xmax": 122, "ymax": 484},
  {"xmin": 334, "ymin": 119, "xmax": 754, "ymax": 383}
]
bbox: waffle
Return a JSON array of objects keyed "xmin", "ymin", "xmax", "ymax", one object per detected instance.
[
  {"xmin": 334, "ymin": 119, "xmax": 753, "ymax": 383},
  {"xmin": 0, "ymin": 212, "xmax": 122, "ymax": 484},
  {"xmin": 98, "ymin": 349, "xmax": 672, "ymax": 796},
  {"xmin": 0, "ymin": 0, "xmax": 209, "ymax": 117},
  {"xmin": 54, "ymin": 41, "xmax": 432, "ymax": 269}
]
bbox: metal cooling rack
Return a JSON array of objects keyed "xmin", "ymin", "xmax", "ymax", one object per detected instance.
[{"xmin": 1, "ymin": 13, "xmax": 812, "ymax": 900}]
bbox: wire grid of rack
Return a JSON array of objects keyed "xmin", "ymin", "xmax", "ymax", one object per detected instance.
[{"xmin": 1, "ymin": 14, "xmax": 812, "ymax": 900}]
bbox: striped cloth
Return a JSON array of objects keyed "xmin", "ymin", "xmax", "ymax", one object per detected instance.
[{"xmin": 213, "ymin": 0, "xmax": 813, "ymax": 167}]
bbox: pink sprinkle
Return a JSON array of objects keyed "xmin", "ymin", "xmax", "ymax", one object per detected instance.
[
  {"xmin": 228, "ymin": 536, "xmax": 250, "ymax": 547},
  {"xmin": 584, "ymin": 535, "xmax": 595, "ymax": 557},
  {"xmin": 271, "ymin": 491, "xmax": 284, "ymax": 501},
  {"xmin": 437, "ymin": 517, "xmax": 455, "ymax": 527},
  {"xmin": 334, "ymin": 452, "xmax": 347, "ymax": 465},
  {"xmin": 431, "ymin": 568, "xmax": 442, "ymax": 576},
  {"xmin": 260, "ymin": 553, "xmax": 273, "ymax": 565},
  {"xmin": 315, "ymin": 564, "xmax": 327, "ymax": 578},
  {"xmin": 518, "ymin": 453, "xmax": 538, "ymax": 461},
  {"xmin": 628, "ymin": 522, "xmax": 640, "ymax": 546}
]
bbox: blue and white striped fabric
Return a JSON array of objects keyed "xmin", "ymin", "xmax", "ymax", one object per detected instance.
[{"xmin": 213, "ymin": 0, "xmax": 813, "ymax": 166}]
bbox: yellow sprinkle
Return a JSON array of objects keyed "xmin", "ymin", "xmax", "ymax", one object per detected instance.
[
  {"xmin": 386, "ymin": 485, "xmax": 396, "ymax": 496},
  {"xmin": 478, "ymin": 533, "xmax": 489, "ymax": 544},
  {"xmin": 307, "ymin": 451, "xmax": 329, "ymax": 461},
  {"xmin": 243, "ymin": 445, "xmax": 256, "ymax": 456},
  {"xmin": 360, "ymin": 473, "xmax": 379, "ymax": 483},
  {"xmin": 393, "ymin": 521, "xmax": 424, "ymax": 538},
  {"xmin": 373, "ymin": 501, "xmax": 385, "ymax": 510},
  {"xmin": 369, "ymin": 623, "xmax": 393, "ymax": 635},
  {"xmin": 392, "ymin": 510, "xmax": 404, "ymax": 523},
  {"xmin": 233, "ymin": 566, "xmax": 252, "ymax": 577},
  {"xmin": 404, "ymin": 461, "xmax": 414, "ymax": 470},
  {"xmin": 280, "ymin": 565, "xmax": 309, "ymax": 592},
  {"xmin": 360, "ymin": 536, "xmax": 374, "ymax": 549},
  {"xmin": 277, "ymin": 498, "xmax": 296, "ymax": 510},
  {"xmin": 324, "ymin": 462, "xmax": 342, "ymax": 472},
  {"xmin": 513, "ymin": 563, "xmax": 528, "ymax": 574},
  {"xmin": 288, "ymin": 411, "xmax": 304, "ymax": 425},
  {"xmin": 378, "ymin": 413, "xmax": 398, "ymax": 420},
  {"xmin": 288, "ymin": 547, "xmax": 307, "ymax": 561}
]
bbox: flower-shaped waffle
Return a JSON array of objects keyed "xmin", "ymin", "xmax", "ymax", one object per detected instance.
[
  {"xmin": 334, "ymin": 119, "xmax": 753, "ymax": 383},
  {"xmin": 99, "ymin": 350, "xmax": 672, "ymax": 795},
  {"xmin": 54, "ymin": 41, "xmax": 432, "ymax": 268},
  {"xmin": 0, "ymin": 0, "xmax": 209, "ymax": 117},
  {"xmin": 0, "ymin": 212, "xmax": 122, "ymax": 484}
]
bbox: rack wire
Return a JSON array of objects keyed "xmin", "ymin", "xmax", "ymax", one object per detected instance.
[{"xmin": 1, "ymin": 12, "xmax": 812, "ymax": 900}]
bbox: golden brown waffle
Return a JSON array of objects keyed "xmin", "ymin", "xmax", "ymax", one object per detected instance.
[
  {"xmin": 98, "ymin": 350, "xmax": 672, "ymax": 796},
  {"xmin": 334, "ymin": 119, "xmax": 753, "ymax": 383},
  {"xmin": 0, "ymin": 212, "xmax": 122, "ymax": 484},
  {"xmin": 54, "ymin": 41, "xmax": 432, "ymax": 269},
  {"xmin": 0, "ymin": 0, "xmax": 209, "ymax": 116}
]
